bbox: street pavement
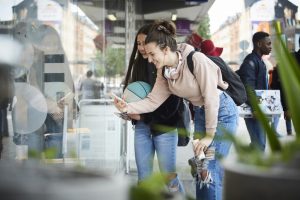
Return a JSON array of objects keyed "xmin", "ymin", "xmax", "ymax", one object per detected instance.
[
  {"xmin": 126, "ymin": 116, "xmax": 295, "ymax": 198},
  {"xmin": 1, "ymin": 114, "xmax": 295, "ymax": 199}
]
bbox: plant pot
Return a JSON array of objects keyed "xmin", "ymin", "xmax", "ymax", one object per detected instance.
[
  {"xmin": 222, "ymin": 156, "xmax": 300, "ymax": 200},
  {"xmin": 0, "ymin": 161, "xmax": 130, "ymax": 200}
]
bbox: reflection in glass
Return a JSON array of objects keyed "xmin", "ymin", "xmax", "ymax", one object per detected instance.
[{"xmin": 12, "ymin": 82, "xmax": 47, "ymax": 134}]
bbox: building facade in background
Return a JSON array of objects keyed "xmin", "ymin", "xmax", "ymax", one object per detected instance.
[{"xmin": 211, "ymin": 0, "xmax": 299, "ymax": 67}]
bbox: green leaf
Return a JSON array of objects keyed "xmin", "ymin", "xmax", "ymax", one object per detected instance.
[
  {"xmin": 273, "ymin": 20, "xmax": 300, "ymax": 141},
  {"xmin": 129, "ymin": 173, "xmax": 168, "ymax": 200},
  {"xmin": 43, "ymin": 147, "xmax": 59, "ymax": 159}
]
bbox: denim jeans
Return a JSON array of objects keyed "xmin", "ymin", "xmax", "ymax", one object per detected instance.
[
  {"xmin": 44, "ymin": 114, "xmax": 64, "ymax": 158},
  {"xmin": 244, "ymin": 117, "xmax": 266, "ymax": 151},
  {"xmin": 271, "ymin": 115, "xmax": 281, "ymax": 135},
  {"xmin": 271, "ymin": 115, "xmax": 293, "ymax": 135},
  {"xmin": 193, "ymin": 92, "xmax": 238, "ymax": 200},
  {"xmin": 44, "ymin": 113, "xmax": 63, "ymax": 133},
  {"xmin": 134, "ymin": 121, "xmax": 185, "ymax": 194}
]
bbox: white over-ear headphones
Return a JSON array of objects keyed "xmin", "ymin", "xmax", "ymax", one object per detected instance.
[
  {"xmin": 164, "ymin": 67, "xmax": 177, "ymax": 79},
  {"xmin": 164, "ymin": 51, "xmax": 182, "ymax": 80}
]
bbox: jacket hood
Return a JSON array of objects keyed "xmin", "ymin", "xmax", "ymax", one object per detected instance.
[{"xmin": 177, "ymin": 43, "xmax": 195, "ymax": 59}]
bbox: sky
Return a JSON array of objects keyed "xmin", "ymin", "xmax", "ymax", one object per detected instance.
[
  {"xmin": 208, "ymin": 0, "xmax": 245, "ymax": 33},
  {"xmin": 0, "ymin": 0, "xmax": 23, "ymax": 21},
  {"xmin": 208, "ymin": 0, "xmax": 300, "ymax": 33}
]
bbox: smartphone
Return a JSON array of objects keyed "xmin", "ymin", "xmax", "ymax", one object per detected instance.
[
  {"xmin": 56, "ymin": 91, "xmax": 73, "ymax": 103},
  {"xmin": 114, "ymin": 112, "xmax": 131, "ymax": 120},
  {"xmin": 111, "ymin": 92, "xmax": 124, "ymax": 102},
  {"xmin": 56, "ymin": 91, "xmax": 65, "ymax": 102},
  {"xmin": 59, "ymin": 92, "xmax": 73, "ymax": 101}
]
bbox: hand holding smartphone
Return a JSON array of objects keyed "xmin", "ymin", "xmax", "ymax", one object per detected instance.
[
  {"xmin": 110, "ymin": 92, "xmax": 123, "ymax": 102},
  {"xmin": 114, "ymin": 112, "xmax": 131, "ymax": 121},
  {"xmin": 57, "ymin": 92, "xmax": 74, "ymax": 102}
]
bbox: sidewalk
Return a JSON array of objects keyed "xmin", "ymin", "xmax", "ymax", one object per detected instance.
[
  {"xmin": 126, "ymin": 116, "xmax": 295, "ymax": 198},
  {"xmin": 1, "ymin": 114, "xmax": 295, "ymax": 198}
]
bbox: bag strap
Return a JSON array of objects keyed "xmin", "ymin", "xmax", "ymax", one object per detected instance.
[
  {"xmin": 187, "ymin": 51, "xmax": 221, "ymax": 90},
  {"xmin": 185, "ymin": 52, "xmax": 197, "ymax": 119},
  {"xmin": 187, "ymin": 51, "xmax": 195, "ymax": 75}
]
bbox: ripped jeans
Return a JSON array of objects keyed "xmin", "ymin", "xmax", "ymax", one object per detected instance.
[{"xmin": 193, "ymin": 92, "xmax": 238, "ymax": 200}]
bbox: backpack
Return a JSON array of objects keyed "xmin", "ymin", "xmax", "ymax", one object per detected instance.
[{"xmin": 187, "ymin": 51, "xmax": 247, "ymax": 106}]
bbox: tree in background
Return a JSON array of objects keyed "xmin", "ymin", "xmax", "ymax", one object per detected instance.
[
  {"xmin": 197, "ymin": 14, "xmax": 211, "ymax": 39},
  {"xmin": 94, "ymin": 47, "xmax": 125, "ymax": 79},
  {"xmin": 92, "ymin": 51, "xmax": 105, "ymax": 77}
]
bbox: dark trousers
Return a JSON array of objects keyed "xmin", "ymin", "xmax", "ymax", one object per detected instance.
[
  {"xmin": 0, "ymin": 108, "xmax": 6, "ymax": 158},
  {"xmin": 0, "ymin": 135, "xmax": 2, "ymax": 159},
  {"xmin": 0, "ymin": 109, "xmax": 9, "ymax": 136}
]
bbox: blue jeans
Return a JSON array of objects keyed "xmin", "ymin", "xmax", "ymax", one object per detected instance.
[
  {"xmin": 43, "ymin": 114, "xmax": 64, "ymax": 158},
  {"xmin": 134, "ymin": 121, "xmax": 185, "ymax": 194},
  {"xmin": 244, "ymin": 116, "xmax": 266, "ymax": 151},
  {"xmin": 194, "ymin": 92, "xmax": 238, "ymax": 200},
  {"xmin": 271, "ymin": 115, "xmax": 281, "ymax": 135},
  {"xmin": 44, "ymin": 113, "xmax": 63, "ymax": 133}
]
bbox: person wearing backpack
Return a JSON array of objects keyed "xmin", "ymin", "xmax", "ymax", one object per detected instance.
[
  {"xmin": 188, "ymin": 38, "xmax": 246, "ymax": 117},
  {"xmin": 122, "ymin": 24, "xmax": 185, "ymax": 194},
  {"xmin": 79, "ymin": 70, "xmax": 98, "ymax": 101},
  {"xmin": 186, "ymin": 38, "xmax": 247, "ymax": 106},
  {"xmin": 114, "ymin": 20, "xmax": 238, "ymax": 200},
  {"xmin": 236, "ymin": 31, "xmax": 272, "ymax": 151},
  {"xmin": 187, "ymin": 38, "xmax": 245, "ymax": 199}
]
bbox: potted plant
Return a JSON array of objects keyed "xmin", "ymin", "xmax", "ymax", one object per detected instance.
[
  {"xmin": 222, "ymin": 22, "xmax": 300, "ymax": 200},
  {"xmin": 129, "ymin": 173, "xmax": 187, "ymax": 200}
]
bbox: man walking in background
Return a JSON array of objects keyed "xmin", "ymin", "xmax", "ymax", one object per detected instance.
[
  {"xmin": 237, "ymin": 31, "xmax": 272, "ymax": 151},
  {"xmin": 79, "ymin": 70, "xmax": 98, "ymax": 101}
]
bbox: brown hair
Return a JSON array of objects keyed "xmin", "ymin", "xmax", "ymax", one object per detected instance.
[{"xmin": 145, "ymin": 20, "xmax": 177, "ymax": 52}]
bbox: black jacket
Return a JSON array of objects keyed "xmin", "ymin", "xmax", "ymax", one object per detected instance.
[{"xmin": 237, "ymin": 51, "xmax": 268, "ymax": 105}]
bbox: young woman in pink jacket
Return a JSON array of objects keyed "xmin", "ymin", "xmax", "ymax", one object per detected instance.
[{"xmin": 114, "ymin": 20, "xmax": 238, "ymax": 200}]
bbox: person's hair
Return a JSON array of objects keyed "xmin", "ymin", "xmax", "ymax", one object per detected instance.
[
  {"xmin": 86, "ymin": 70, "xmax": 93, "ymax": 77},
  {"xmin": 145, "ymin": 20, "xmax": 177, "ymax": 52},
  {"xmin": 123, "ymin": 24, "xmax": 153, "ymax": 90},
  {"xmin": 252, "ymin": 31, "xmax": 270, "ymax": 46}
]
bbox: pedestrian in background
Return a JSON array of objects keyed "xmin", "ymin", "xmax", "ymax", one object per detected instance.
[
  {"xmin": 79, "ymin": 70, "xmax": 98, "ymax": 100},
  {"xmin": 278, "ymin": 36, "xmax": 300, "ymax": 135},
  {"xmin": 270, "ymin": 64, "xmax": 293, "ymax": 136},
  {"xmin": 237, "ymin": 31, "xmax": 272, "ymax": 151}
]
